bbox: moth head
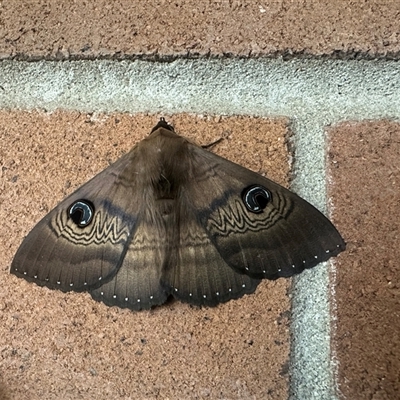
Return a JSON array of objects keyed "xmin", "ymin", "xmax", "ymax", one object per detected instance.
[
  {"xmin": 150, "ymin": 117, "xmax": 174, "ymax": 134},
  {"xmin": 242, "ymin": 185, "xmax": 271, "ymax": 213},
  {"xmin": 68, "ymin": 199, "xmax": 95, "ymax": 227}
]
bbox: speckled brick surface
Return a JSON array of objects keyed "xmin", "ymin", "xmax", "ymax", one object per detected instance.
[
  {"xmin": 329, "ymin": 121, "xmax": 400, "ymax": 400},
  {"xmin": 0, "ymin": 1, "xmax": 399, "ymax": 58},
  {"xmin": 0, "ymin": 112, "xmax": 291, "ymax": 399}
]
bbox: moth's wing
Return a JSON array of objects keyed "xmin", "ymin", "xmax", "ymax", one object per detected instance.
[
  {"xmin": 162, "ymin": 200, "xmax": 261, "ymax": 307},
  {"xmin": 89, "ymin": 214, "xmax": 169, "ymax": 310},
  {"xmin": 183, "ymin": 144, "xmax": 345, "ymax": 280},
  {"xmin": 10, "ymin": 148, "xmax": 168, "ymax": 309}
]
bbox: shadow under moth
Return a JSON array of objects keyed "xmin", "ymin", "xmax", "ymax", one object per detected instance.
[{"xmin": 11, "ymin": 118, "xmax": 345, "ymax": 310}]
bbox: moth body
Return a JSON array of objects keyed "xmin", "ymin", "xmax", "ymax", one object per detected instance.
[{"xmin": 11, "ymin": 118, "xmax": 345, "ymax": 311}]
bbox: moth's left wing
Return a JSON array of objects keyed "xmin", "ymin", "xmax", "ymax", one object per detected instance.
[
  {"xmin": 89, "ymin": 214, "xmax": 170, "ymax": 310},
  {"xmin": 10, "ymin": 151, "xmax": 138, "ymax": 291},
  {"xmin": 10, "ymin": 146, "xmax": 169, "ymax": 310}
]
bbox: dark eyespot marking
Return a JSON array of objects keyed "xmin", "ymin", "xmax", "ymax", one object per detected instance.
[
  {"xmin": 242, "ymin": 185, "xmax": 271, "ymax": 213},
  {"xmin": 68, "ymin": 200, "xmax": 94, "ymax": 227}
]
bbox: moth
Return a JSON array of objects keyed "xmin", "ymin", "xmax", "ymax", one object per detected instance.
[{"xmin": 11, "ymin": 118, "xmax": 345, "ymax": 310}]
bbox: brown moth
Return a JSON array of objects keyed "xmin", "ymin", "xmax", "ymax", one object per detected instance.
[{"xmin": 11, "ymin": 118, "xmax": 345, "ymax": 310}]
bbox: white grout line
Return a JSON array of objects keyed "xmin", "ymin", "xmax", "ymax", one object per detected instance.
[
  {"xmin": 1, "ymin": 58, "xmax": 399, "ymax": 399},
  {"xmin": 289, "ymin": 119, "xmax": 336, "ymax": 400}
]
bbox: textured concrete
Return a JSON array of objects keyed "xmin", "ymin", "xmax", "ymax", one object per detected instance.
[{"xmin": 1, "ymin": 58, "xmax": 399, "ymax": 399}]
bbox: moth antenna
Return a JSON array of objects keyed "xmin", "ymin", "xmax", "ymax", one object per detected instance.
[{"xmin": 202, "ymin": 137, "xmax": 223, "ymax": 149}]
